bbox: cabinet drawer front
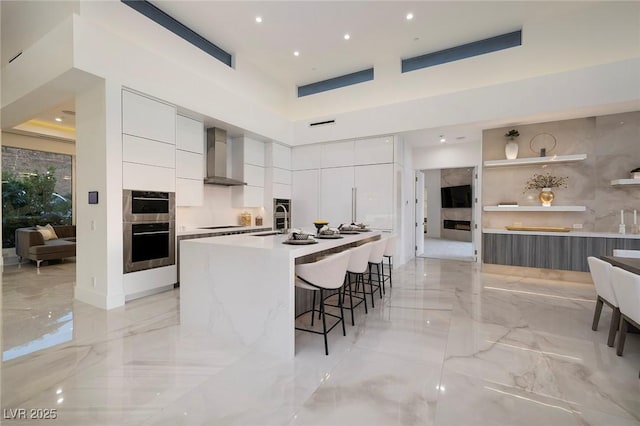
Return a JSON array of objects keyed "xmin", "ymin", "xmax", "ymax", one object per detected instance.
[
  {"xmin": 292, "ymin": 145, "xmax": 321, "ymax": 170},
  {"xmin": 244, "ymin": 164, "xmax": 265, "ymax": 187},
  {"xmin": 354, "ymin": 137, "xmax": 394, "ymax": 165},
  {"xmin": 123, "ymin": 163, "xmax": 176, "ymax": 192},
  {"xmin": 176, "ymin": 150, "xmax": 204, "ymax": 180},
  {"xmin": 273, "ymin": 168, "xmax": 291, "ymax": 184},
  {"xmin": 272, "ymin": 143, "xmax": 291, "ymax": 170},
  {"xmin": 321, "ymin": 140, "xmax": 355, "ymax": 168},
  {"xmin": 122, "ymin": 91, "xmax": 176, "ymax": 144},
  {"xmin": 177, "ymin": 116, "xmax": 204, "ymax": 154},
  {"xmin": 123, "ymin": 134, "xmax": 175, "ymax": 168},
  {"xmin": 273, "ymin": 183, "xmax": 291, "ymax": 199},
  {"xmin": 244, "ymin": 138, "xmax": 265, "ymax": 166}
]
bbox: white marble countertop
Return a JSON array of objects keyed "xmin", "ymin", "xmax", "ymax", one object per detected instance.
[
  {"xmin": 181, "ymin": 230, "xmax": 383, "ymax": 258},
  {"xmin": 176, "ymin": 225, "xmax": 270, "ymax": 237},
  {"xmin": 483, "ymin": 228, "xmax": 640, "ymax": 239}
]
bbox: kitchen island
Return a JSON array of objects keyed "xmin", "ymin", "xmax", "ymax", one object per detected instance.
[{"xmin": 179, "ymin": 231, "xmax": 382, "ymax": 359}]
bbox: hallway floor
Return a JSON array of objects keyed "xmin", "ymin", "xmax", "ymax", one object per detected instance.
[{"xmin": 422, "ymin": 237, "xmax": 474, "ymax": 261}]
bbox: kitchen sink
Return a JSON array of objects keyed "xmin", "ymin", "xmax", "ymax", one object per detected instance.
[
  {"xmin": 198, "ymin": 226, "xmax": 243, "ymax": 229},
  {"xmin": 252, "ymin": 232, "xmax": 282, "ymax": 236}
]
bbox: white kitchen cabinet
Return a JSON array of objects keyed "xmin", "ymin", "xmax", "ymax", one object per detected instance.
[
  {"xmin": 176, "ymin": 178, "xmax": 203, "ymax": 206},
  {"xmin": 176, "ymin": 115, "xmax": 204, "ymax": 154},
  {"xmin": 320, "ymin": 140, "xmax": 355, "ymax": 168},
  {"xmin": 271, "ymin": 143, "xmax": 291, "ymax": 170},
  {"xmin": 244, "ymin": 137, "xmax": 265, "ymax": 167},
  {"xmin": 291, "ymin": 144, "xmax": 321, "ymax": 170},
  {"xmin": 123, "ymin": 162, "xmax": 175, "ymax": 192},
  {"xmin": 354, "ymin": 164, "xmax": 394, "ymax": 230},
  {"xmin": 291, "ymin": 169, "xmax": 319, "ymax": 229},
  {"xmin": 273, "ymin": 168, "xmax": 291, "ymax": 185},
  {"xmin": 354, "ymin": 136, "xmax": 394, "ymax": 165},
  {"xmin": 319, "ymin": 167, "xmax": 355, "ymax": 226},
  {"xmin": 244, "ymin": 164, "xmax": 265, "ymax": 187},
  {"xmin": 123, "ymin": 134, "xmax": 175, "ymax": 168},
  {"xmin": 176, "ymin": 150, "xmax": 203, "ymax": 180},
  {"xmin": 122, "ymin": 90, "xmax": 176, "ymax": 144},
  {"xmin": 273, "ymin": 183, "xmax": 291, "ymax": 199},
  {"xmin": 231, "ymin": 136, "xmax": 266, "ymax": 207}
]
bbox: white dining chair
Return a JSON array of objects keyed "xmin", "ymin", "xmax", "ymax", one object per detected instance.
[
  {"xmin": 610, "ymin": 267, "xmax": 640, "ymax": 378},
  {"xmin": 613, "ymin": 249, "xmax": 640, "ymax": 258},
  {"xmin": 587, "ymin": 256, "xmax": 620, "ymax": 347}
]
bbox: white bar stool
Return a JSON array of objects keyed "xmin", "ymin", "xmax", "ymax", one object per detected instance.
[
  {"xmin": 341, "ymin": 243, "xmax": 372, "ymax": 326},
  {"xmin": 365, "ymin": 238, "xmax": 388, "ymax": 307},
  {"xmin": 382, "ymin": 234, "xmax": 397, "ymax": 289},
  {"xmin": 295, "ymin": 250, "xmax": 351, "ymax": 355},
  {"xmin": 587, "ymin": 256, "xmax": 620, "ymax": 347},
  {"xmin": 610, "ymin": 266, "xmax": 640, "ymax": 378}
]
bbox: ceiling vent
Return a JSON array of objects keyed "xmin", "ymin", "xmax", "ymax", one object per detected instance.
[
  {"xmin": 309, "ymin": 120, "xmax": 336, "ymax": 127},
  {"xmin": 402, "ymin": 30, "xmax": 522, "ymax": 73},
  {"xmin": 298, "ymin": 68, "xmax": 374, "ymax": 97}
]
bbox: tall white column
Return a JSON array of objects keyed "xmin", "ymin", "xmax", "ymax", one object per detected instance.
[{"xmin": 75, "ymin": 79, "xmax": 125, "ymax": 309}]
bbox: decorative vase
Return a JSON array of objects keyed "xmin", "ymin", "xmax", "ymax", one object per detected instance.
[
  {"xmin": 505, "ymin": 140, "xmax": 519, "ymax": 160},
  {"xmin": 539, "ymin": 188, "xmax": 555, "ymax": 207}
]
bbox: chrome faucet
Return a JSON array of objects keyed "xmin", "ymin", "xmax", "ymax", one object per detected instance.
[{"xmin": 275, "ymin": 203, "xmax": 289, "ymax": 233}]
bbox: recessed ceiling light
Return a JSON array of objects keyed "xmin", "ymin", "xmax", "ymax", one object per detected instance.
[
  {"xmin": 440, "ymin": 135, "xmax": 446, "ymax": 143},
  {"xmin": 343, "ymin": 33, "xmax": 350, "ymax": 40},
  {"xmin": 293, "ymin": 51, "xmax": 300, "ymax": 57},
  {"xmin": 54, "ymin": 117, "xmax": 63, "ymax": 122},
  {"xmin": 406, "ymin": 13, "xmax": 414, "ymax": 20},
  {"xmin": 255, "ymin": 16, "xmax": 262, "ymax": 23}
]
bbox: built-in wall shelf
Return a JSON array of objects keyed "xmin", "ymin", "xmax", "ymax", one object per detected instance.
[
  {"xmin": 483, "ymin": 206, "xmax": 586, "ymax": 212},
  {"xmin": 610, "ymin": 179, "xmax": 640, "ymax": 186},
  {"xmin": 484, "ymin": 154, "xmax": 587, "ymax": 168}
]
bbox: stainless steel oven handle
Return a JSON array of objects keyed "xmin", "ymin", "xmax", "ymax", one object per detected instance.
[
  {"xmin": 132, "ymin": 197, "xmax": 169, "ymax": 201},
  {"xmin": 132, "ymin": 231, "xmax": 170, "ymax": 236}
]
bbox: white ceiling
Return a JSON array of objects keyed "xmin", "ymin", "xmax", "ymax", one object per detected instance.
[
  {"xmin": 149, "ymin": 1, "xmax": 603, "ymax": 88},
  {"xmin": 10, "ymin": 1, "xmax": 632, "ymax": 147}
]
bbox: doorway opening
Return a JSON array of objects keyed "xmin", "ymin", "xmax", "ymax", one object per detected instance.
[{"xmin": 418, "ymin": 167, "xmax": 475, "ymax": 262}]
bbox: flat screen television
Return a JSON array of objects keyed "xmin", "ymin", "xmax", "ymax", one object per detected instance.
[{"xmin": 441, "ymin": 184, "xmax": 472, "ymax": 208}]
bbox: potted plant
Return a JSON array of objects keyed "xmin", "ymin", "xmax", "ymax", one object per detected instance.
[
  {"xmin": 504, "ymin": 129, "xmax": 520, "ymax": 159},
  {"xmin": 524, "ymin": 173, "xmax": 568, "ymax": 206},
  {"xmin": 505, "ymin": 129, "xmax": 520, "ymax": 140}
]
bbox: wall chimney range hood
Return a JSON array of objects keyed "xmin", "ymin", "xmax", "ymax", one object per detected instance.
[{"xmin": 204, "ymin": 127, "xmax": 247, "ymax": 186}]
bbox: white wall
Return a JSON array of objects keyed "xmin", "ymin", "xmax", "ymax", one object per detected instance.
[
  {"xmin": 1, "ymin": 0, "xmax": 79, "ymax": 65},
  {"xmin": 292, "ymin": 58, "xmax": 640, "ymax": 145},
  {"xmin": 287, "ymin": 2, "xmax": 640, "ymax": 120},
  {"xmin": 424, "ymin": 169, "xmax": 441, "ymax": 238},
  {"xmin": 413, "ymin": 141, "xmax": 482, "ymax": 171}
]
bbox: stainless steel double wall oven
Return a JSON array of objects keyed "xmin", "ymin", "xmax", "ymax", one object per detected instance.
[{"xmin": 123, "ymin": 190, "xmax": 175, "ymax": 273}]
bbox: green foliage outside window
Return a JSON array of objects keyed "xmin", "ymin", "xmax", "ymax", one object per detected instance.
[{"xmin": 2, "ymin": 167, "xmax": 72, "ymax": 248}]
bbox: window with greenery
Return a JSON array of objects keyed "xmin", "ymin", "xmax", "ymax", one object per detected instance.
[{"xmin": 2, "ymin": 147, "xmax": 73, "ymax": 248}]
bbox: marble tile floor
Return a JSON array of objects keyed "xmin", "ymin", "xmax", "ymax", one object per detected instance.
[
  {"xmin": 421, "ymin": 237, "xmax": 475, "ymax": 262},
  {"xmin": 2, "ymin": 258, "xmax": 639, "ymax": 425}
]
